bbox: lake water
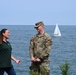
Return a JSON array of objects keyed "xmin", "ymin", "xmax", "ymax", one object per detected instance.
[{"xmin": 0, "ymin": 25, "xmax": 76, "ymax": 75}]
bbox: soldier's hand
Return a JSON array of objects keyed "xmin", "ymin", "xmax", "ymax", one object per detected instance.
[
  {"xmin": 31, "ymin": 56, "xmax": 36, "ymax": 62},
  {"xmin": 36, "ymin": 58, "xmax": 41, "ymax": 62}
]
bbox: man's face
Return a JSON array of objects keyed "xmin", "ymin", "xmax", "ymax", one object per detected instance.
[{"xmin": 35, "ymin": 26, "xmax": 43, "ymax": 32}]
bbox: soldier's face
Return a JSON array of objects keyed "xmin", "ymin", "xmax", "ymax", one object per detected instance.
[{"xmin": 35, "ymin": 26, "xmax": 43, "ymax": 32}]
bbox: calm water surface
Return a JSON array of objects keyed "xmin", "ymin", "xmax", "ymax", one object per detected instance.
[{"xmin": 0, "ymin": 25, "xmax": 76, "ymax": 75}]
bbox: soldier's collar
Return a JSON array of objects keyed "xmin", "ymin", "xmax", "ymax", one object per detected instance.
[{"xmin": 36, "ymin": 32, "xmax": 45, "ymax": 37}]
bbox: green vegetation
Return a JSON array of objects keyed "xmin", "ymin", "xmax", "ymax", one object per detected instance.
[
  {"xmin": 59, "ymin": 60, "xmax": 70, "ymax": 75},
  {"xmin": 40, "ymin": 66, "xmax": 47, "ymax": 75},
  {"xmin": 29, "ymin": 66, "xmax": 47, "ymax": 75},
  {"xmin": 29, "ymin": 60, "xmax": 71, "ymax": 75},
  {"xmin": 29, "ymin": 70, "xmax": 39, "ymax": 75}
]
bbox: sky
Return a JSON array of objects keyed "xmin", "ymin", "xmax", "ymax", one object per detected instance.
[{"xmin": 0, "ymin": 0, "xmax": 76, "ymax": 25}]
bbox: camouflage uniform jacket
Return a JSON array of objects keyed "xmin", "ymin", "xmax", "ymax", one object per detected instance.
[{"xmin": 29, "ymin": 33, "xmax": 52, "ymax": 60}]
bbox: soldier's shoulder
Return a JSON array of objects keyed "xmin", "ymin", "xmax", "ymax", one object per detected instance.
[
  {"xmin": 31, "ymin": 34, "xmax": 37, "ymax": 39},
  {"xmin": 45, "ymin": 33, "xmax": 50, "ymax": 37},
  {"xmin": 45, "ymin": 33, "xmax": 52, "ymax": 39}
]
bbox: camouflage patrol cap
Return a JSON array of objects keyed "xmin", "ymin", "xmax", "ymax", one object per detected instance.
[{"xmin": 34, "ymin": 21, "xmax": 44, "ymax": 28}]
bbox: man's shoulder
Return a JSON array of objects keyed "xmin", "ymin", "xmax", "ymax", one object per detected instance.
[
  {"xmin": 44, "ymin": 33, "xmax": 52, "ymax": 39},
  {"xmin": 44, "ymin": 33, "xmax": 50, "ymax": 37},
  {"xmin": 31, "ymin": 34, "xmax": 37, "ymax": 39}
]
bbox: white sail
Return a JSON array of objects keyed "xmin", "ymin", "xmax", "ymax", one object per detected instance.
[{"xmin": 54, "ymin": 24, "xmax": 61, "ymax": 36}]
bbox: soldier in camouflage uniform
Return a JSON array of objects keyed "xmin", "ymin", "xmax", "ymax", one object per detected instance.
[{"xmin": 29, "ymin": 21, "xmax": 52, "ymax": 75}]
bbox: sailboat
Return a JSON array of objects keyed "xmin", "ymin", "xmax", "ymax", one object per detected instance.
[{"xmin": 54, "ymin": 24, "xmax": 61, "ymax": 36}]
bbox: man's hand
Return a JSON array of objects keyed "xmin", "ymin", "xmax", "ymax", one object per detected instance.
[
  {"xmin": 31, "ymin": 56, "xmax": 36, "ymax": 62},
  {"xmin": 36, "ymin": 58, "xmax": 41, "ymax": 62}
]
